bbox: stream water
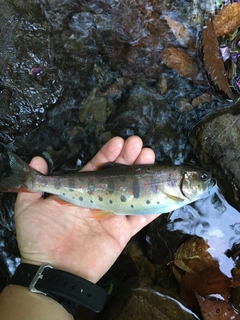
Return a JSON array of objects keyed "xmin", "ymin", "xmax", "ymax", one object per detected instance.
[{"xmin": 168, "ymin": 185, "xmax": 240, "ymax": 277}]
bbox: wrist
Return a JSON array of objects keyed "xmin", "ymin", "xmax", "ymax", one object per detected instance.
[{"xmin": 0, "ymin": 285, "xmax": 73, "ymax": 320}]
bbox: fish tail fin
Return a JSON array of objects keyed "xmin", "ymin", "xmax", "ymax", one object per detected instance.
[{"xmin": 0, "ymin": 149, "xmax": 39, "ymax": 192}]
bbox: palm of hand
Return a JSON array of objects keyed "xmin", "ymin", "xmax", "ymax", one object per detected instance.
[{"xmin": 14, "ymin": 136, "xmax": 157, "ymax": 283}]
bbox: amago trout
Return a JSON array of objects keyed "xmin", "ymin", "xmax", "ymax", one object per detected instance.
[{"xmin": 0, "ymin": 148, "xmax": 215, "ymax": 218}]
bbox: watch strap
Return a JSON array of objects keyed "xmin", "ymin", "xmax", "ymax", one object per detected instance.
[{"xmin": 10, "ymin": 263, "xmax": 107, "ymax": 315}]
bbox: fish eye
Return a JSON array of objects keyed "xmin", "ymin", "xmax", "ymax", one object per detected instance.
[{"xmin": 199, "ymin": 172, "xmax": 209, "ymax": 181}]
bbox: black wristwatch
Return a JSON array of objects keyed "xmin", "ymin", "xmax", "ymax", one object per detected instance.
[{"xmin": 10, "ymin": 263, "xmax": 107, "ymax": 315}]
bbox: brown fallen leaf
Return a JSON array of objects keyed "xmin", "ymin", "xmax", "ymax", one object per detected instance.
[
  {"xmin": 201, "ymin": 20, "xmax": 235, "ymax": 100},
  {"xmin": 173, "ymin": 237, "xmax": 218, "ymax": 274},
  {"xmin": 180, "ymin": 268, "xmax": 231, "ymax": 307},
  {"xmin": 196, "ymin": 293, "xmax": 240, "ymax": 320},
  {"xmin": 191, "ymin": 92, "xmax": 212, "ymax": 107},
  {"xmin": 161, "ymin": 47, "xmax": 199, "ymax": 80},
  {"xmin": 164, "ymin": 15, "xmax": 190, "ymax": 46},
  {"xmin": 213, "ymin": 3, "xmax": 240, "ymax": 38}
]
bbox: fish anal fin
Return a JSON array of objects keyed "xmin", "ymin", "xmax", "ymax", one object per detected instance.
[
  {"xmin": 50, "ymin": 196, "xmax": 115, "ymax": 219},
  {"xmin": 91, "ymin": 209, "xmax": 115, "ymax": 220}
]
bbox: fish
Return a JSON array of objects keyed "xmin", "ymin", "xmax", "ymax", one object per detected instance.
[{"xmin": 0, "ymin": 148, "xmax": 215, "ymax": 219}]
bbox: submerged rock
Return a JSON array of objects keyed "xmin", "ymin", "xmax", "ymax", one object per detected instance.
[
  {"xmin": 101, "ymin": 286, "xmax": 199, "ymax": 320},
  {"xmin": 96, "ymin": 241, "xmax": 199, "ymax": 320},
  {"xmin": 190, "ymin": 101, "xmax": 240, "ymax": 212}
]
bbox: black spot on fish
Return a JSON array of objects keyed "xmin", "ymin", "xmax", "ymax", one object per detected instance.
[
  {"xmin": 131, "ymin": 205, "xmax": 134, "ymax": 208},
  {"xmin": 54, "ymin": 178, "xmax": 61, "ymax": 190},
  {"xmin": 38, "ymin": 175, "xmax": 48, "ymax": 187},
  {"xmin": 132, "ymin": 178, "xmax": 140, "ymax": 199},
  {"xmin": 121, "ymin": 195, "xmax": 126, "ymax": 202},
  {"xmin": 98, "ymin": 196, "xmax": 103, "ymax": 201},
  {"xmin": 90, "ymin": 200, "xmax": 93, "ymax": 203},
  {"xmin": 88, "ymin": 181, "xmax": 95, "ymax": 195},
  {"xmin": 79, "ymin": 196, "xmax": 83, "ymax": 201},
  {"xmin": 109, "ymin": 200, "xmax": 113, "ymax": 204},
  {"xmin": 119, "ymin": 175, "xmax": 126, "ymax": 182},
  {"xmin": 146, "ymin": 200, "xmax": 150, "ymax": 204},
  {"xmin": 108, "ymin": 179, "xmax": 115, "ymax": 194}
]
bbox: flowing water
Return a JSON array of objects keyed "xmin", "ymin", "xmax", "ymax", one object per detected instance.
[{"xmin": 168, "ymin": 185, "xmax": 240, "ymax": 277}]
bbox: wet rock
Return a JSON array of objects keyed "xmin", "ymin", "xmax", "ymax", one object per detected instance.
[
  {"xmin": 107, "ymin": 79, "xmax": 219, "ymax": 163},
  {"xmin": 190, "ymin": 101, "xmax": 240, "ymax": 212},
  {"xmin": 97, "ymin": 241, "xmax": 199, "ymax": 320},
  {"xmin": 177, "ymin": 98, "xmax": 193, "ymax": 111},
  {"xmin": 145, "ymin": 214, "xmax": 189, "ymax": 266},
  {"xmin": 101, "ymin": 286, "xmax": 199, "ymax": 320},
  {"xmin": 0, "ymin": 193, "xmax": 19, "ymax": 276},
  {"xmin": 0, "ymin": 0, "xmax": 64, "ymax": 143},
  {"xmin": 79, "ymin": 88, "xmax": 110, "ymax": 124}
]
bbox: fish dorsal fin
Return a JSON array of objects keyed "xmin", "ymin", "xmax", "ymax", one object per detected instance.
[{"xmin": 97, "ymin": 162, "xmax": 128, "ymax": 170}]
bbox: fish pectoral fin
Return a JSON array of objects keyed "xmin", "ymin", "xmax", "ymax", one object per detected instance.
[
  {"xmin": 51, "ymin": 195, "xmax": 73, "ymax": 206},
  {"xmin": 165, "ymin": 193, "xmax": 185, "ymax": 202},
  {"xmin": 91, "ymin": 209, "xmax": 115, "ymax": 220}
]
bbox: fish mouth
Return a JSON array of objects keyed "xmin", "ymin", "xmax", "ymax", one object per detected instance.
[
  {"xmin": 208, "ymin": 178, "xmax": 216, "ymax": 194},
  {"xmin": 209, "ymin": 178, "xmax": 216, "ymax": 187}
]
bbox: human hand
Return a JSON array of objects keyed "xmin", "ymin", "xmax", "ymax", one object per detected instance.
[{"xmin": 14, "ymin": 136, "xmax": 159, "ymax": 283}]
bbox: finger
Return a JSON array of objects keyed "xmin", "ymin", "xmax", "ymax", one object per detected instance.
[
  {"xmin": 15, "ymin": 157, "xmax": 48, "ymax": 210},
  {"xmin": 29, "ymin": 156, "xmax": 48, "ymax": 175},
  {"xmin": 134, "ymin": 147, "xmax": 155, "ymax": 165},
  {"xmin": 81, "ymin": 136, "xmax": 124, "ymax": 172},
  {"xmin": 115, "ymin": 136, "xmax": 143, "ymax": 165}
]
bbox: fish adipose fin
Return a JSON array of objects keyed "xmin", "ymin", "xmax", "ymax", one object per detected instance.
[{"xmin": 0, "ymin": 149, "xmax": 38, "ymax": 192}]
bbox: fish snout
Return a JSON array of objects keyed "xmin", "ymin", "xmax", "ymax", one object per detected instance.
[{"xmin": 209, "ymin": 178, "xmax": 216, "ymax": 188}]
